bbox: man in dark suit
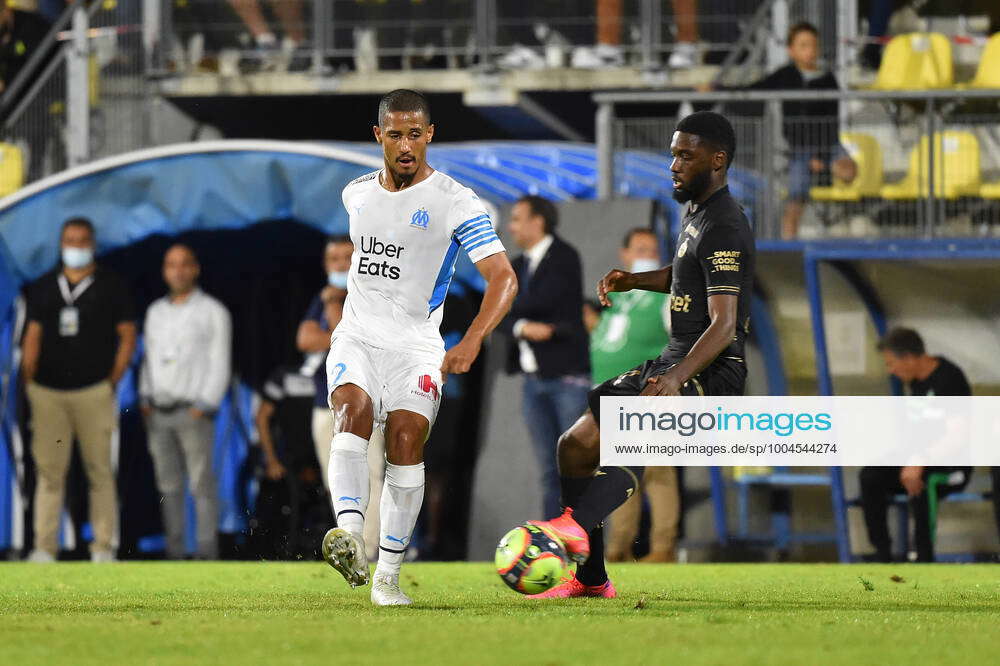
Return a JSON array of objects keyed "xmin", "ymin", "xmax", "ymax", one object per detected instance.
[{"xmin": 500, "ymin": 195, "xmax": 591, "ymax": 519}]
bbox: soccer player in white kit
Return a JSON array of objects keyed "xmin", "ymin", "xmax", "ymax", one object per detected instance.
[{"xmin": 322, "ymin": 89, "xmax": 517, "ymax": 606}]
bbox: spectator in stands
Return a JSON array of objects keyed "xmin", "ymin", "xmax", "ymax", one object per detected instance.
[
  {"xmin": 571, "ymin": 0, "xmax": 700, "ymax": 68},
  {"xmin": 860, "ymin": 327, "xmax": 972, "ymax": 562},
  {"xmin": 252, "ymin": 363, "xmax": 330, "ymax": 560},
  {"xmin": 859, "ymin": 0, "xmax": 894, "ymax": 70},
  {"xmin": 226, "ymin": 0, "xmax": 306, "ymax": 71},
  {"xmin": 297, "ymin": 234, "xmax": 383, "ymax": 560},
  {"xmin": 22, "ymin": 217, "xmax": 136, "ymax": 563},
  {"xmin": 589, "ymin": 227, "xmax": 680, "ymax": 563},
  {"xmin": 140, "ymin": 244, "xmax": 232, "ymax": 560},
  {"xmin": 700, "ymin": 21, "xmax": 857, "ymax": 239},
  {"xmin": 501, "ymin": 195, "xmax": 591, "ymax": 519}
]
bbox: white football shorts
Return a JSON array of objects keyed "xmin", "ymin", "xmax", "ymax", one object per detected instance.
[{"xmin": 326, "ymin": 333, "xmax": 444, "ymax": 430}]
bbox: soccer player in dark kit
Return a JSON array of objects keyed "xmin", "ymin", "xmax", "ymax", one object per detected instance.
[{"xmin": 528, "ymin": 111, "xmax": 755, "ymax": 598}]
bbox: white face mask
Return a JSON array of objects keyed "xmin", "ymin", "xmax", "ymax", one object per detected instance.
[
  {"xmin": 62, "ymin": 246, "xmax": 94, "ymax": 269},
  {"xmin": 327, "ymin": 271, "xmax": 349, "ymax": 289},
  {"xmin": 630, "ymin": 258, "xmax": 661, "ymax": 274}
]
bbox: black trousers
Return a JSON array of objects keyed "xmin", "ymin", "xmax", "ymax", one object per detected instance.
[{"xmin": 859, "ymin": 466, "xmax": 971, "ymax": 562}]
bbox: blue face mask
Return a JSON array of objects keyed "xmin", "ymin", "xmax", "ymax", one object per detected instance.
[
  {"xmin": 631, "ymin": 258, "xmax": 661, "ymax": 274},
  {"xmin": 328, "ymin": 271, "xmax": 349, "ymax": 289},
  {"xmin": 62, "ymin": 246, "xmax": 94, "ymax": 269}
]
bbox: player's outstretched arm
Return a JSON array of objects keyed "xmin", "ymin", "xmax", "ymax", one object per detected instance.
[
  {"xmin": 597, "ymin": 266, "xmax": 672, "ymax": 306},
  {"xmin": 441, "ymin": 253, "xmax": 518, "ymax": 375},
  {"xmin": 642, "ymin": 293, "xmax": 737, "ymax": 396}
]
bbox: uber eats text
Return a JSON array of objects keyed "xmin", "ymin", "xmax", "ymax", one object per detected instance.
[{"xmin": 359, "ymin": 236, "xmax": 404, "ymax": 280}]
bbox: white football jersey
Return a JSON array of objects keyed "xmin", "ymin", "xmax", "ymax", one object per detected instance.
[{"xmin": 336, "ymin": 169, "xmax": 506, "ymax": 354}]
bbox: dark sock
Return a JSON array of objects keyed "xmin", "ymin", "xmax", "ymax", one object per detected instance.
[
  {"xmin": 576, "ymin": 524, "xmax": 607, "ymax": 586},
  {"xmin": 571, "ymin": 466, "xmax": 644, "ymax": 532},
  {"xmin": 560, "ymin": 475, "xmax": 591, "ymax": 511}
]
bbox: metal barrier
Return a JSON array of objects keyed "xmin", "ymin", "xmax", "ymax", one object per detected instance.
[
  {"xmin": 146, "ymin": 0, "xmax": 798, "ymax": 75},
  {"xmin": 1, "ymin": 0, "xmax": 148, "ymax": 186},
  {"xmin": 594, "ymin": 89, "xmax": 1000, "ymax": 240}
]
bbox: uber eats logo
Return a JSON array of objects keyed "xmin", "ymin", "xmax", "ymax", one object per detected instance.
[{"xmin": 359, "ymin": 236, "xmax": 404, "ymax": 280}]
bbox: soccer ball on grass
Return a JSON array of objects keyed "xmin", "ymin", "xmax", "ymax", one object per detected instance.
[{"xmin": 495, "ymin": 523, "xmax": 568, "ymax": 594}]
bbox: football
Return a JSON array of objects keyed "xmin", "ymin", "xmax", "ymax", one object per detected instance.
[{"xmin": 495, "ymin": 524, "xmax": 568, "ymax": 595}]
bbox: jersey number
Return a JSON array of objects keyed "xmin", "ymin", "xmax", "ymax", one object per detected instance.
[{"xmin": 331, "ymin": 362, "xmax": 347, "ymax": 384}]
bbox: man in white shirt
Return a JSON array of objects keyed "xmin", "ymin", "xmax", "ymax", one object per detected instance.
[
  {"xmin": 141, "ymin": 244, "xmax": 232, "ymax": 559},
  {"xmin": 322, "ymin": 89, "xmax": 517, "ymax": 606}
]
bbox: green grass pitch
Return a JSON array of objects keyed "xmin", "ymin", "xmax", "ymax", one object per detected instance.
[{"xmin": 2, "ymin": 561, "xmax": 998, "ymax": 665}]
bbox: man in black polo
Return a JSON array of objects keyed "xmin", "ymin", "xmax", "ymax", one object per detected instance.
[
  {"xmin": 859, "ymin": 327, "xmax": 973, "ymax": 562},
  {"xmin": 22, "ymin": 217, "xmax": 136, "ymax": 562}
]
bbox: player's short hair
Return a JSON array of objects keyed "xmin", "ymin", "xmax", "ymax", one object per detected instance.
[
  {"xmin": 787, "ymin": 21, "xmax": 819, "ymax": 46},
  {"xmin": 676, "ymin": 111, "xmax": 736, "ymax": 169},
  {"xmin": 378, "ymin": 89, "xmax": 431, "ymax": 127},
  {"xmin": 517, "ymin": 195, "xmax": 558, "ymax": 233},
  {"xmin": 61, "ymin": 216, "xmax": 95, "ymax": 239},
  {"xmin": 326, "ymin": 234, "xmax": 352, "ymax": 246},
  {"xmin": 877, "ymin": 327, "xmax": 925, "ymax": 357},
  {"xmin": 622, "ymin": 227, "xmax": 657, "ymax": 248}
]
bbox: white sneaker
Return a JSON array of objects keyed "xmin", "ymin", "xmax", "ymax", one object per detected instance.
[
  {"xmin": 668, "ymin": 41, "xmax": 699, "ymax": 69},
  {"xmin": 571, "ymin": 43, "xmax": 624, "ymax": 69},
  {"xmin": 90, "ymin": 549, "xmax": 116, "ymax": 563},
  {"xmin": 497, "ymin": 44, "xmax": 546, "ymax": 70},
  {"xmin": 370, "ymin": 572, "xmax": 412, "ymax": 606},
  {"xmin": 322, "ymin": 528, "xmax": 370, "ymax": 588},
  {"xmin": 26, "ymin": 549, "xmax": 55, "ymax": 563}
]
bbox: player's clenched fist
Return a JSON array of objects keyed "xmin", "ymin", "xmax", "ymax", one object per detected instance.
[
  {"xmin": 640, "ymin": 373, "xmax": 682, "ymax": 397},
  {"xmin": 597, "ymin": 269, "xmax": 634, "ymax": 307},
  {"xmin": 441, "ymin": 336, "xmax": 482, "ymax": 375}
]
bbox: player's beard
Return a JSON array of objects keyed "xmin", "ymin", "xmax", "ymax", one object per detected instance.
[{"xmin": 671, "ymin": 167, "xmax": 712, "ymax": 203}]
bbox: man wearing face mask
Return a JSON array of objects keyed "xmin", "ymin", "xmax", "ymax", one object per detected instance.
[
  {"xmin": 589, "ymin": 228, "xmax": 680, "ymax": 563},
  {"xmin": 140, "ymin": 244, "xmax": 232, "ymax": 560},
  {"xmin": 22, "ymin": 217, "xmax": 137, "ymax": 563},
  {"xmin": 297, "ymin": 234, "xmax": 384, "ymax": 559}
]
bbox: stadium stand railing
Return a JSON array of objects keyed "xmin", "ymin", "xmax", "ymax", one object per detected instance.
[
  {"xmin": 594, "ymin": 88, "xmax": 1000, "ymax": 241},
  {"xmin": 0, "ymin": 0, "xmax": 147, "ymax": 189},
  {"xmin": 146, "ymin": 0, "xmax": 781, "ymax": 75}
]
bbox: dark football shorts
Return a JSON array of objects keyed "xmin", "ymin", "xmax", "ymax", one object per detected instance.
[{"xmin": 588, "ymin": 354, "xmax": 747, "ymax": 424}]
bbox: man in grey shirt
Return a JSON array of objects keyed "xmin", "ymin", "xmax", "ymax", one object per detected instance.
[{"xmin": 140, "ymin": 244, "xmax": 232, "ymax": 559}]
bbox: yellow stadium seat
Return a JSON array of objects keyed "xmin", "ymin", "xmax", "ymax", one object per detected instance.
[
  {"xmin": 880, "ymin": 131, "xmax": 981, "ymax": 200},
  {"xmin": 0, "ymin": 143, "xmax": 24, "ymax": 198},
  {"xmin": 871, "ymin": 33, "xmax": 953, "ymax": 90},
  {"xmin": 810, "ymin": 132, "xmax": 883, "ymax": 202},
  {"xmin": 980, "ymin": 182, "xmax": 1000, "ymax": 199},
  {"xmin": 963, "ymin": 32, "xmax": 1000, "ymax": 89}
]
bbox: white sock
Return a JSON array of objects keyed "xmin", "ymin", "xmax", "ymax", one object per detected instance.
[
  {"xmin": 375, "ymin": 461, "xmax": 425, "ymax": 576},
  {"xmin": 329, "ymin": 433, "xmax": 370, "ymax": 537}
]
